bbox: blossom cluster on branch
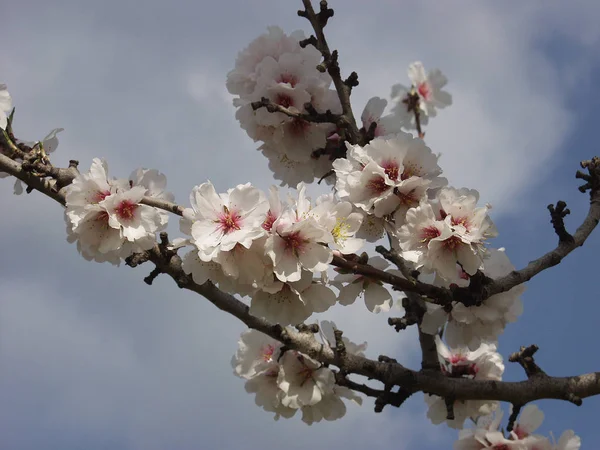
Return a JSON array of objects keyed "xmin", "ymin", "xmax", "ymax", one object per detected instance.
[{"xmin": 1, "ymin": 1, "xmax": 597, "ymax": 448}]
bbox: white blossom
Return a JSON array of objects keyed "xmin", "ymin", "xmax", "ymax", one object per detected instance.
[
  {"xmin": 390, "ymin": 62, "xmax": 452, "ymax": 125},
  {"xmin": 184, "ymin": 181, "xmax": 268, "ymax": 261},
  {"xmin": 265, "ymin": 205, "xmax": 333, "ymax": 282},
  {"xmin": 277, "ymin": 351, "xmax": 335, "ymax": 409},
  {"xmin": 406, "ymin": 62, "xmax": 452, "ymax": 117},
  {"xmin": 231, "ymin": 330, "xmax": 283, "ymax": 379},
  {"xmin": 361, "ymin": 96, "xmax": 404, "ymax": 138}
]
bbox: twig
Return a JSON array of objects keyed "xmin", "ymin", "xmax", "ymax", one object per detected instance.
[{"xmin": 297, "ymin": 0, "xmax": 360, "ymax": 144}]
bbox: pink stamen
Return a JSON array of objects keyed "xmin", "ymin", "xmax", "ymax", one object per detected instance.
[
  {"xmin": 420, "ymin": 226, "xmax": 441, "ymax": 243},
  {"xmin": 276, "ymin": 94, "xmax": 293, "ymax": 108},
  {"xmin": 451, "ymin": 216, "xmax": 470, "ymax": 231},
  {"xmin": 381, "ymin": 159, "xmax": 400, "ymax": 181},
  {"xmin": 217, "ymin": 208, "xmax": 242, "ymax": 234},
  {"xmin": 396, "ymin": 189, "xmax": 418, "ymax": 206},
  {"xmin": 282, "ymin": 231, "xmax": 306, "ymax": 255},
  {"xmin": 366, "ymin": 175, "xmax": 389, "ymax": 195},
  {"xmin": 442, "ymin": 235, "xmax": 462, "ymax": 251},
  {"xmin": 92, "ymin": 190, "xmax": 110, "ymax": 203},
  {"xmin": 417, "ymin": 82, "xmax": 432, "ymax": 100},
  {"xmin": 513, "ymin": 426, "xmax": 528, "ymax": 440},
  {"xmin": 115, "ymin": 200, "xmax": 138, "ymax": 220},
  {"xmin": 262, "ymin": 344, "xmax": 276, "ymax": 362},
  {"xmin": 262, "ymin": 211, "xmax": 277, "ymax": 231}
]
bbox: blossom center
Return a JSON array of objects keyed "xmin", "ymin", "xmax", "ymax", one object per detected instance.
[
  {"xmin": 115, "ymin": 200, "xmax": 138, "ymax": 220},
  {"xmin": 288, "ymin": 118, "xmax": 309, "ymax": 136},
  {"xmin": 451, "ymin": 216, "xmax": 470, "ymax": 231},
  {"xmin": 276, "ymin": 94, "xmax": 293, "ymax": 108},
  {"xmin": 92, "ymin": 190, "xmax": 110, "ymax": 203},
  {"xmin": 261, "ymin": 344, "xmax": 276, "ymax": 362},
  {"xmin": 417, "ymin": 82, "xmax": 432, "ymax": 100},
  {"xmin": 513, "ymin": 426, "xmax": 528, "ymax": 440},
  {"xmin": 366, "ymin": 175, "xmax": 389, "ymax": 195},
  {"xmin": 381, "ymin": 159, "xmax": 400, "ymax": 181},
  {"xmin": 442, "ymin": 235, "xmax": 462, "ymax": 251},
  {"xmin": 396, "ymin": 189, "xmax": 419, "ymax": 206},
  {"xmin": 262, "ymin": 210, "xmax": 277, "ymax": 231},
  {"xmin": 282, "ymin": 231, "xmax": 307, "ymax": 255},
  {"xmin": 96, "ymin": 210, "xmax": 110, "ymax": 224},
  {"xmin": 420, "ymin": 225, "xmax": 441, "ymax": 243},
  {"xmin": 217, "ymin": 208, "xmax": 242, "ymax": 234}
]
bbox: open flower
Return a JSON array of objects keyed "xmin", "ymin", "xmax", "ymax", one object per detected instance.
[
  {"xmin": 184, "ymin": 181, "xmax": 268, "ymax": 261},
  {"xmin": 277, "ymin": 351, "xmax": 335, "ymax": 409}
]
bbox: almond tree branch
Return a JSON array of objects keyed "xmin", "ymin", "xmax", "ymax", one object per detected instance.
[
  {"xmin": 3, "ymin": 149, "xmax": 600, "ymax": 409},
  {"xmin": 129, "ymin": 239, "xmax": 600, "ymax": 406}
]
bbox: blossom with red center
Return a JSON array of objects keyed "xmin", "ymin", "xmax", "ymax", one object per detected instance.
[
  {"xmin": 101, "ymin": 185, "xmax": 163, "ymax": 243},
  {"xmin": 417, "ymin": 81, "xmax": 432, "ymax": 100},
  {"xmin": 184, "ymin": 181, "xmax": 269, "ymax": 262},
  {"xmin": 407, "ymin": 61, "xmax": 452, "ymax": 117},
  {"xmin": 231, "ymin": 329, "xmax": 282, "ymax": 379},
  {"xmin": 265, "ymin": 208, "xmax": 333, "ymax": 283},
  {"xmin": 281, "ymin": 230, "xmax": 307, "ymax": 255}
]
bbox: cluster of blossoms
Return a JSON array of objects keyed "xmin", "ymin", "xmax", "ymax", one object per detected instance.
[
  {"xmin": 63, "ymin": 159, "xmax": 173, "ymax": 264},
  {"xmin": 454, "ymin": 404, "xmax": 581, "ymax": 449},
  {"xmin": 227, "ymin": 27, "xmax": 341, "ymax": 186},
  {"xmin": 332, "ymin": 130, "xmax": 523, "ymax": 348},
  {"xmin": 179, "ymin": 180, "xmax": 399, "ymax": 324},
  {"xmin": 231, "ymin": 324, "xmax": 365, "ymax": 424}
]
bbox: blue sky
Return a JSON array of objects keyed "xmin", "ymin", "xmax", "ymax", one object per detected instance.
[{"xmin": 1, "ymin": 0, "xmax": 600, "ymax": 448}]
